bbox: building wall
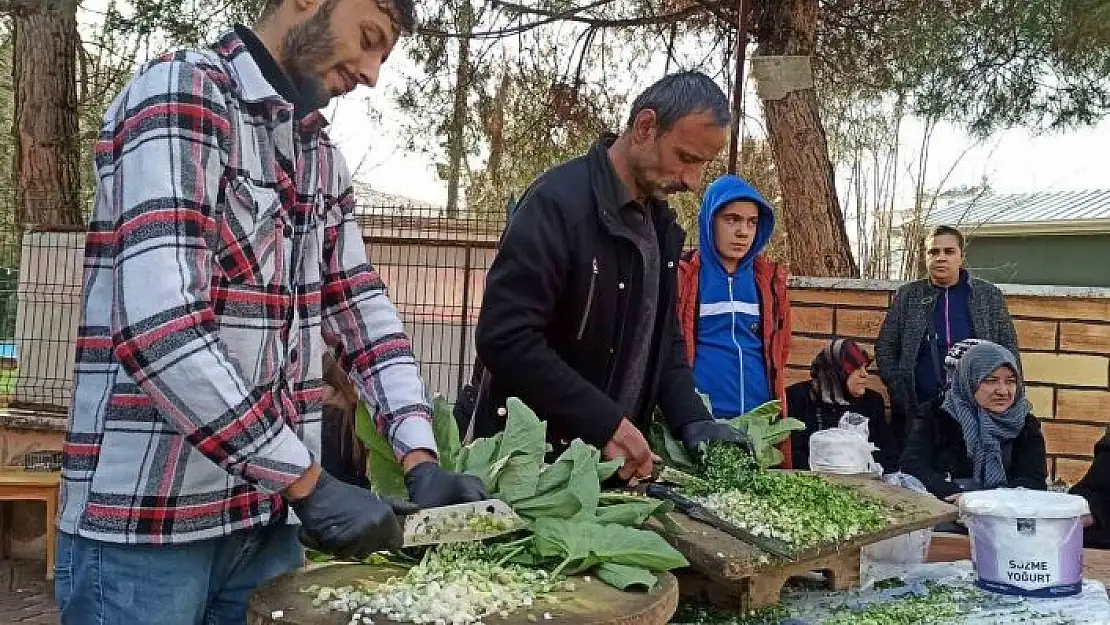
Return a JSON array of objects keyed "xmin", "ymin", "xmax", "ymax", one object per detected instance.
[
  {"xmin": 788, "ymin": 277, "xmax": 1110, "ymax": 486},
  {"xmin": 965, "ymin": 234, "xmax": 1110, "ymax": 288}
]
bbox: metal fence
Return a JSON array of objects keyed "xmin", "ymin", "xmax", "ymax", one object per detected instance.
[
  {"xmin": 0, "ymin": 205, "xmax": 506, "ymax": 413},
  {"xmin": 355, "ymin": 209, "xmax": 505, "ymax": 403}
]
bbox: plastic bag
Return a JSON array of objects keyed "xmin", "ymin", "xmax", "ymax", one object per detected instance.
[
  {"xmin": 839, "ymin": 411, "xmax": 870, "ymax": 438},
  {"xmin": 860, "ymin": 472, "xmax": 934, "ymax": 586}
]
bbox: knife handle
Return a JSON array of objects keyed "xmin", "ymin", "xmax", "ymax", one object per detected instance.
[{"xmin": 644, "ymin": 483, "xmax": 697, "ymax": 514}]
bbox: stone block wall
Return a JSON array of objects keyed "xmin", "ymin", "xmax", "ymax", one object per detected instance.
[{"xmin": 787, "ymin": 277, "xmax": 1110, "ymax": 486}]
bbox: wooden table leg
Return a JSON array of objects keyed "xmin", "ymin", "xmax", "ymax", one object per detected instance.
[{"xmin": 44, "ymin": 492, "xmax": 56, "ymax": 581}]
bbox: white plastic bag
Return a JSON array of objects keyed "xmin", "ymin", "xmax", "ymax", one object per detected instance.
[
  {"xmin": 839, "ymin": 411, "xmax": 870, "ymax": 438},
  {"xmin": 861, "ymin": 472, "xmax": 934, "ymax": 586}
]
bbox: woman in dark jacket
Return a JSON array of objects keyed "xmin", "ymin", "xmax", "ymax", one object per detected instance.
[
  {"xmin": 787, "ymin": 339, "xmax": 897, "ymax": 471},
  {"xmin": 901, "ymin": 340, "xmax": 1047, "ymax": 503},
  {"xmin": 1069, "ymin": 435, "xmax": 1110, "ymax": 548}
]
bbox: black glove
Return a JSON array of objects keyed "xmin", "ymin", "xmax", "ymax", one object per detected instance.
[
  {"xmin": 679, "ymin": 419, "xmax": 756, "ymax": 457},
  {"xmin": 405, "ymin": 461, "xmax": 489, "ymax": 508},
  {"xmin": 291, "ymin": 470, "xmax": 417, "ymax": 559}
]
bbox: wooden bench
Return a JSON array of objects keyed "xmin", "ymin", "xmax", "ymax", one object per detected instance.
[{"xmin": 0, "ymin": 468, "xmax": 60, "ymax": 580}]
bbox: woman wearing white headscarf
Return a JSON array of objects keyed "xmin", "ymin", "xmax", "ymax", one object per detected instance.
[{"xmin": 901, "ymin": 340, "xmax": 1047, "ymax": 502}]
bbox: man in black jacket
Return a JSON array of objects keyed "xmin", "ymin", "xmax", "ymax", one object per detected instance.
[{"xmin": 469, "ymin": 72, "xmax": 752, "ymax": 482}]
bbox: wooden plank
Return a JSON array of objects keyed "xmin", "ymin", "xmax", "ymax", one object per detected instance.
[
  {"xmin": 792, "ymin": 306, "xmax": 834, "ymax": 334},
  {"xmin": 660, "ymin": 473, "xmax": 957, "ymax": 586},
  {"xmin": 1043, "ymin": 421, "xmax": 1105, "ymax": 457},
  {"xmin": 0, "ymin": 469, "xmax": 60, "ymax": 487},
  {"xmin": 1057, "ymin": 389, "xmax": 1110, "ymax": 423},
  {"xmin": 1060, "ymin": 322, "xmax": 1110, "ymax": 355},
  {"xmin": 789, "ymin": 336, "xmax": 828, "ymax": 367},
  {"xmin": 835, "ymin": 309, "xmax": 886, "ymax": 340},
  {"xmin": 1008, "ymin": 297, "xmax": 1110, "ymax": 322},
  {"xmin": 790, "ymin": 289, "xmax": 891, "ymax": 308},
  {"xmin": 248, "ymin": 564, "xmax": 679, "ymax": 625},
  {"xmin": 1014, "ymin": 319, "xmax": 1058, "ymax": 351}
]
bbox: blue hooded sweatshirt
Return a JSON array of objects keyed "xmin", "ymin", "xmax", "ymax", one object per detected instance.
[{"xmin": 693, "ymin": 175, "xmax": 776, "ymax": 418}]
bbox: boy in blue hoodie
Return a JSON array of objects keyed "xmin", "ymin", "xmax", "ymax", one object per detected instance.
[{"xmin": 677, "ymin": 174, "xmax": 793, "ymax": 464}]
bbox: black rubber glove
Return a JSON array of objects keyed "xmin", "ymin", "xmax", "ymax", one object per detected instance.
[
  {"xmin": 679, "ymin": 419, "xmax": 756, "ymax": 457},
  {"xmin": 291, "ymin": 470, "xmax": 418, "ymax": 559},
  {"xmin": 405, "ymin": 461, "xmax": 489, "ymax": 508}
]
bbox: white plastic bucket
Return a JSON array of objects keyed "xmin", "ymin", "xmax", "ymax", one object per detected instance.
[
  {"xmin": 960, "ymin": 489, "xmax": 1089, "ymax": 597},
  {"xmin": 808, "ymin": 427, "xmax": 880, "ymax": 475}
]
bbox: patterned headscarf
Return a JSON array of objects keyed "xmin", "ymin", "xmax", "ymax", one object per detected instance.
[
  {"xmin": 941, "ymin": 340, "xmax": 1030, "ymax": 490},
  {"xmin": 809, "ymin": 338, "xmax": 872, "ymax": 406}
]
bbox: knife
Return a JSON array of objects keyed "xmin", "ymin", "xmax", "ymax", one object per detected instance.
[
  {"xmin": 401, "ymin": 499, "xmax": 524, "ymax": 548},
  {"xmin": 644, "ymin": 483, "xmax": 795, "ymax": 560}
]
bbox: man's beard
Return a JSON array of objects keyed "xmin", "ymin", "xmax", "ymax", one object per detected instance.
[
  {"xmin": 280, "ymin": 0, "xmax": 341, "ymax": 110},
  {"xmin": 633, "ymin": 145, "xmax": 688, "ymax": 200}
]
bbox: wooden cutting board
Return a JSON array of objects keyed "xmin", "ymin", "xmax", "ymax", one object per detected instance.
[
  {"xmin": 657, "ymin": 472, "xmax": 957, "ymax": 607},
  {"xmin": 247, "ymin": 562, "xmax": 679, "ymax": 625}
]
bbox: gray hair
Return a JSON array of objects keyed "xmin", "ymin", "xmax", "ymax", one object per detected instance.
[{"xmin": 625, "ymin": 71, "xmax": 731, "ymax": 133}]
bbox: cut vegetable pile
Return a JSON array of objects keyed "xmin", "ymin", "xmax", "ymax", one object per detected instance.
[
  {"xmin": 650, "ymin": 400, "xmax": 889, "ymax": 553},
  {"xmin": 304, "ymin": 543, "xmax": 574, "ymax": 625},
  {"xmin": 685, "ymin": 442, "xmax": 888, "ymax": 550},
  {"xmin": 306, "ymin": 397, "xmax": 689, "ymax": 623}
]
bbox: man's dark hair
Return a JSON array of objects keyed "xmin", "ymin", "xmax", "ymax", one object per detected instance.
[
  {"xmin": 384, "ymin": 0, "xmax": 416, "ymax": 35},
  {"xmin": 625, "ymin": 71, "xmax": 730, "ymax": 133},
  {"xmin": 259, "ymin": 0, "xmax": 416, "ymax": 35},
  {"xmin": 928, "ymin": 224, "xmax": 965, "ymax": 250}
]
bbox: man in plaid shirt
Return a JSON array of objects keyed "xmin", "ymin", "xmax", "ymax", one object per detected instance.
[{"xmin": 55, "ymin": 0, "xmax": 487, "ymax": 620}]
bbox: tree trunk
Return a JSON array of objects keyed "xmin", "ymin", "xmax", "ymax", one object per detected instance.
[
  {"xmin": 10, "ymin": 0, "xmax": 83, "ymax": 229},
  {"xmin": 753, "ymin": 0, "xmax": 857, "ymax": 277},
  {"xmin": 486, "ymin": 68, "xmax": 509, "ymax": 196},
  {"xmin": 444, "ymin": 0, "xmax": 473, "ymax": 219}
]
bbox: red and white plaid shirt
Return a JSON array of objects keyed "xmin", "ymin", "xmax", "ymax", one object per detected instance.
[{"xmin": 59, "ymin": 29, "xmax": 436, "ymax": 544}]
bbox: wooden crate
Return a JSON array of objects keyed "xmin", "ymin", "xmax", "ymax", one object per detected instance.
[{"xmin": 660, "ymin": 473, "xmax": 958, "ymax": 609}]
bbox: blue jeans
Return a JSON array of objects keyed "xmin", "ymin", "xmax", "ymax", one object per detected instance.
[{"xmin": 55, "ymin": 524, "xmax": 303, "ymax": 625}]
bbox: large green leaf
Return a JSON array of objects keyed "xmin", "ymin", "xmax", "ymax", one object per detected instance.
[
  {"xmin": 512, "ymin": 440, "xmax": 600, "ymax": 522},
  {"xmin": 741, "ymin": 399, "xmax": 783, "ymax": 424},
  {"xmin": 532, "ymin": 518, "xmax": 688, "ymax": 576},
  {"xmin": 647, "ymin": 417, "xmax": 696, "ymax": 472},
  {"xmin": 763, "ymin": 416, "xmax": 806, "ymax": 447},
  {"xmin": 459, "ymin": 433, "xmax": 504, "ymax": 489},
  {"xmin": 594, "ymin": 501, "xmax": 670, "ymax": 527},
  {"xmin": 431, "ymin": 395, "xmax": 461, "ymax": 472},
  {"xmin": 492, "ymin": 398, "xmax": 548, "ymax": 502},
  {"xmin": 354, "ymin": 403, "xmax": 407, "ymax": 499},
  {"xmin": 595, "ymin": 563, "xmax": 658, "ymax": 591}
]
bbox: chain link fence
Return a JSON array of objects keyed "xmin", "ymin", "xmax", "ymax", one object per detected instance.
[{"xmin": 0, "ymin": 202, "xmax": 506, "ymax": 413}]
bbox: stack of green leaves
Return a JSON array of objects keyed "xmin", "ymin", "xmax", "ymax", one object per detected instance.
[
  {"xmin": 649, "ymin": 398, "xmax": 805, "ymax": 470},
  {"xmin": 356, "ymin": 396, "xmax": 688, "ymax": 591}
]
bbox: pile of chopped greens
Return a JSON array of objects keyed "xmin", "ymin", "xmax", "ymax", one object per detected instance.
[
  {"xmin": 650, "ymin": 408, "xmax": 888, "ymax": 552},
  {"xmin": 303, "ymin": 542, "xmax": 574, "ymax": 625},
  {"xmin": 671, "ymin": 599, "xmax": 791, "ymax": 625},
  {"xmin": 689, "ymin": 442, "xmax": 888, "ymax": 550},
  {"xmin": 819, "ymin": 581, "xmax": 973, "ymax": 625},
  {"xmin": 352, "ymin": 396, "xmax": 688, "ymax": 596}
]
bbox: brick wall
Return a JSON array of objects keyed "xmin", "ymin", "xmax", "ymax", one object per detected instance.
[{"xmin": 787, "ymin": 277, "xmax": 1110, "ymax": 486}]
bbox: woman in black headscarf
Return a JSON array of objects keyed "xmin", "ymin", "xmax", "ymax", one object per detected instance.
[
  {"xmin": 901, "ymin": 340, "xmax": 1047, "ymax": 503},
  {"xmin": 787, "ymin": 338, "xmax": 897, "ymax": 471}
]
